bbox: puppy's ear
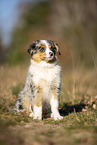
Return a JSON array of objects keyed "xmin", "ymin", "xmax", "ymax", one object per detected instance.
[
  {"xmin": 27, "ymin": 42, "xmax": 36, "ymax": 56},
  {"xmin": 48, "ymin": 40, "xmax": 61, "ymax": 55},
  {"xmin": 53, "ymin": 41, "xmax": 61, "ymax": 55},
  {"xmin": 27, "ymin": 40, "xmax": 39, "ymax": 56}
]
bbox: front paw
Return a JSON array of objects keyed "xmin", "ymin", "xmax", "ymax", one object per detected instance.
[
  {"xmin": 33, "ymin": 105, "xmax": 42, "ymax": 120},
  {"xmin": 29, "ymin": 112, "xmax": 34, "ymax": 117},
  {"xmin": 51, "ymin": 113, "xmax": 63, "ymax": 120},
  {"xmin": 33, "ymin": 114, "xmax": 42, "ymax": 120}
]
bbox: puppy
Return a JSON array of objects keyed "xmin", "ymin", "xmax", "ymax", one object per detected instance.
[{"xmin": 16, "ymin": 40, "xmax": 63, "ymax": 120}]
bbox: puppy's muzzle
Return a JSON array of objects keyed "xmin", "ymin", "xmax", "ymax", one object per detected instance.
[{"xmin": 49, "ymin": 52, "xmax": 54, "ymax": 59}]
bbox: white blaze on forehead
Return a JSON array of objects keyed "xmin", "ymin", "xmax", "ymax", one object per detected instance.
[{"xmin": 40, "ymin": 40, "xmax": 52, "ymax": 58}]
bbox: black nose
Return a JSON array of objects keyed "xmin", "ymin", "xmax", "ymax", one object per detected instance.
[{"xmin": 49, "ymin": 52, "xmax": 54, "ymax": 57}]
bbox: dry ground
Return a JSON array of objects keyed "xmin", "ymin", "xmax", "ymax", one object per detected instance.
[{"xmin": 0, "ymin": 64, "xmax": 97, "ymax": 145}]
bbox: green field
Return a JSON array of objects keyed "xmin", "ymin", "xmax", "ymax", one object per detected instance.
[{"xmin": 0, "ymin": 65, "xmax": 97, "ymax": 145}]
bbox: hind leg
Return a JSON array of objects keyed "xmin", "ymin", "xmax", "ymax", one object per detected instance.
[
  {"xmin": 16, "ymin": 97, "xmax": 25, "ymax": 113},
  {"xmin": 16, "ymin": 97, "xmax": 33, "ymax": 116}
]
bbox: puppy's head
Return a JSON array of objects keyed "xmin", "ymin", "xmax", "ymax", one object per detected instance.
[{"xmin": 27, "ymin": 40, "xmax": 61, "ymax": 63}]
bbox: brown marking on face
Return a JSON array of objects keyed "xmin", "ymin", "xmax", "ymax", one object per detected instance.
[
  {"xmin": 54, "ymin": 43, "xmax": 61, "ymax": 55},
  {"xmin": 33, "ymin": 52, "xmax": 46, "ymax": 63},
  {"xmin": 41, "ymin": 44, "xmax": 46, "ymax": 48},
  {"xmin": 30, "ymin": 49, "xmax": 33, "ymax": 55},
  {"xmin": 49, "ymin": 45, "xmax": 52, "ymax": 49},
  {"xmin": 54, "ymin": 44, "xmax": 59, "ymax": 53}
]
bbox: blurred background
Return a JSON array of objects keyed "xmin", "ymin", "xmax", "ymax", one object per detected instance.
[
  {"xmin": 0, "ymin": 1, "xmax": 97, "ymax": 144},
  {"xmin": 0, "ymin": 0, "xmax": 97, "ymax": 69}
]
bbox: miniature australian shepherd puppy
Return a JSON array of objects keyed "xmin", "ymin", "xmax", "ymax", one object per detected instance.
[{"xmin": 16, "ymin": 40, "xmax": 63, "ymax": 120}]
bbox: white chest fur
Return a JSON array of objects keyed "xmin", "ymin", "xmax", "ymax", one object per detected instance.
[{"xmin": 29, "ymin": 60, "xmax": 61, "ymax": 90}]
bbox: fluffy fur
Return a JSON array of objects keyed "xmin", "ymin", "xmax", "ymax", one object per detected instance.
[{"xmin": 16, "ymin": 40, "xmax": 63, "ymax": 120}]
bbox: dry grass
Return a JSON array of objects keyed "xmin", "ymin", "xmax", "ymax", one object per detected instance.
[{"xmin": 0, "ymin": 64, "xmax": 97, "ymax": 145}]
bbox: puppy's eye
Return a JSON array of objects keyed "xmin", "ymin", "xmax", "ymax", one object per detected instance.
[
  {"xmin": 50, "ymin": 46, "xmax": 55, "ymax": 50},
  {"xmin": 50, "ymin": 46, "xmax": 53, "ymax": 50},
  {"xmin": 53, "ymin": 47, "xmax": 56, "ymax": 50},
  {"xmin": 50, "ymin": 46, "xmax": 56, "ymax": 51},
  {"xmin": 40, "ymin": 47, "xmax": 45, "ymax": 53}
]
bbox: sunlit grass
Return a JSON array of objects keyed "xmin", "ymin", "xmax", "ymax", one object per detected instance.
[
  {"xmin": 0, "ymin": 65, "xmax": 97, "ymax": 129},
  {"xmin": 0, "ymin": 65, "xmax": 97, "ymax": 145}
]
